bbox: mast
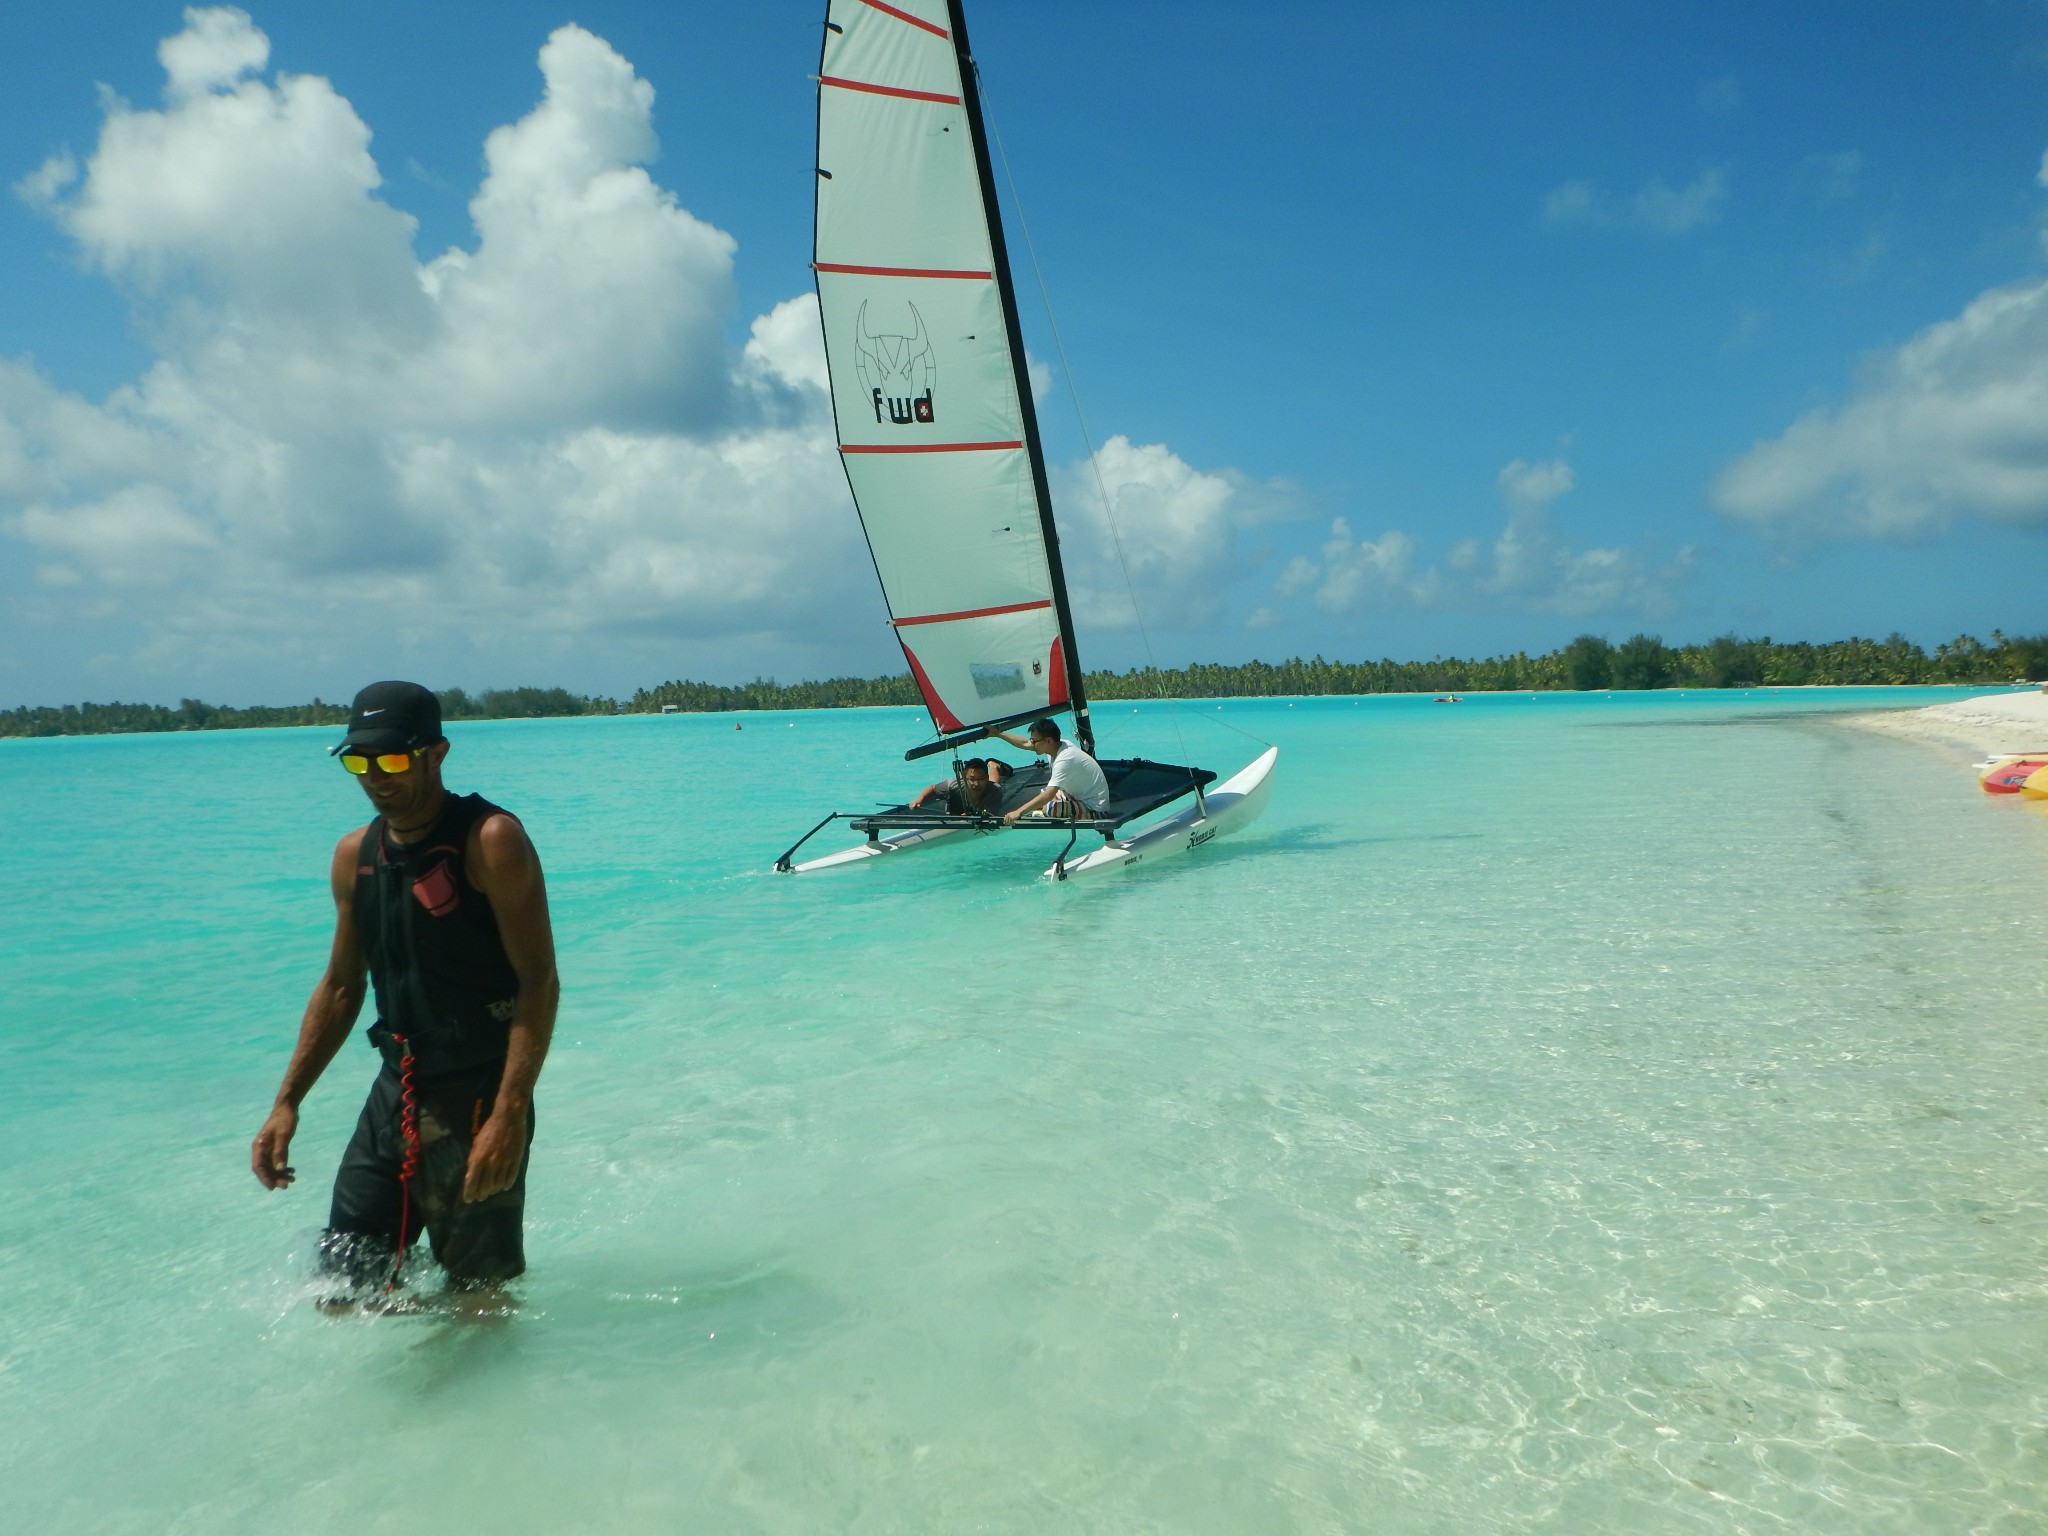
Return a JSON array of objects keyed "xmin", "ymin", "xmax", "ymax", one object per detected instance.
[{"xmin": 945, "ymin": 0, "xmax": 1094, "ymax": 755}]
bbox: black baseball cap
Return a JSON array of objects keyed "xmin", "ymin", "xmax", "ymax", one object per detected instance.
[{"xmin": 330, "ymin": 680, "xmax": 444, "ymax": 756}]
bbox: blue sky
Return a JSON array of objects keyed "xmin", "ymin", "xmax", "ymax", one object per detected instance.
[{"xmin": 3, "ymin": 1, "xmax": 2044, "ymax": 706}]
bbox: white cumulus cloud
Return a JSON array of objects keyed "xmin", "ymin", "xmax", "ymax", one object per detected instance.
[
  {"xmin": 1, "ymin": 9, "xmax": 1296, "ymax": 701},
  {"xmin": 415, "ymin": 24, "xmax": 738, "ymax": 432},
  {"xmin": 1712, "ymin": 275, "xmax": 2048, "ymax": 537},
  {"xmin": 1277, "ymin": 521, "xmax": 1424, "ymax": 612},
  {"xmin": 1274, "ymin": 457, "xmax": 1691, "ymax": 619},
  {"xmin": 3, "ymin": 9, "xmax": 865, "ymax": 697},
  {"xmin": 160, "ymin": 4, "xmax": 270, "ymax": 99},
  {"xmin": 742, "ymin": 293, "xmax": 830, "ymax": 398},
  {"xmin": 1055, "ymin": 434, "xmax": 1297, "ymax": 629},
  {"xmin": 1543, "ymin": 169, "xmax": 1728, "ymax": 235}
]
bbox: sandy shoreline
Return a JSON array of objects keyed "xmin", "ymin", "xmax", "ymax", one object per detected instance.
[{"xmin": 1841, "ymin": 688, "xmax": 2048, "ymax": 759}]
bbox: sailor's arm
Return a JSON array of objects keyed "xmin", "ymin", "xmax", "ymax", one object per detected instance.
[
  {"xmin": 988, "ymin": 729, "xmax": 1032, "ymax": 751},
  {"xmin": 464, "ymin": 813, "xmax": 559, "ymax": 1202},
  {"xmin": 1004, "ymin": 786, "xmax": 1056, "ymax": 824},
  {"xmin": 252, "ymin": 830, "xmax": 370, "ymax": 1190},
  {"xmin": 908, "ymin": 779, "xmax": 945, "ymax": 809}
]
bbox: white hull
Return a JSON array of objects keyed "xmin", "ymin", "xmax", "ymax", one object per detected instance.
[
  {"xmin": 1048, "ymin": 747, "xmax": 1278, "ymax": 881},
  {"xmin": 785, "ymin": 822, "xmax": 971, "ymax": 874}
]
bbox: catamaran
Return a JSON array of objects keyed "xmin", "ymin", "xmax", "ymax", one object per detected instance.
[{"xmin": 774, "ymin": 0, "xmax": 1277, "ymax": 880}]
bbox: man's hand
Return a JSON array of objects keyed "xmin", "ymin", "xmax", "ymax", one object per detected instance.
[
  {"xmin": 251, "ymin": 1104, "xmax": 298, "ymax": 1190},
  {"xmin": 1005, "ymin": 787, "xmax": 1052, "ymax": 824},
  {"xmin": 463, "ymin": 1110, "xmax": 526, "ymax": 1203}
]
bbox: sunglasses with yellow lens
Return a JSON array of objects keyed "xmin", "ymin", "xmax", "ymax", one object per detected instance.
[{"xmin": 340, "ymin": 749, "xmax": 422, "ymax": 775}]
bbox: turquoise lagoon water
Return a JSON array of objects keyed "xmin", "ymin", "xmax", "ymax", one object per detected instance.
[{"xmin": 3, "ymin": 688, "xmax": 2046, "ymax": 1534}]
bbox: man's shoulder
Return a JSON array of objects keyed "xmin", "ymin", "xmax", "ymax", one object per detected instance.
[
  {"xmin": 469, "ymin": 801, "xmax": 539, "ymax": 869},
  {"xmin": 327, "ymin": 822, "xmax": 374, "ymax": 896},
  {"xmin": 451, "ymin": 791, "xmax": 520, "ymax": 835}
]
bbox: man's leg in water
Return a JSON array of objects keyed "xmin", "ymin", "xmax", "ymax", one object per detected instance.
[
  {"xmin": 415, "ymin": 1091, "xmax": 534, "ymax": 1290},
  {"xmin": 319, "ymin": 1069, "xmax": 411, "ymax": 1301}
]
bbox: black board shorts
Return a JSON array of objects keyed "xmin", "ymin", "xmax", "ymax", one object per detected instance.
[{"xmin": 320, "ymin": 1064, "xmax": 534, "ymax": 1288}]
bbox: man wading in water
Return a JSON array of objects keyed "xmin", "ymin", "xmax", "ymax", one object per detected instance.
[{"xmin": 250, "ymin": 681, "xmax": 559, "ymax": 1310}]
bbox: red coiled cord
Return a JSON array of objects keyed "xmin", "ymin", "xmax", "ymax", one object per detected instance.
[{"xmin": 386, "ymin": 1035, "xmax": 421, "ymax": 1293}]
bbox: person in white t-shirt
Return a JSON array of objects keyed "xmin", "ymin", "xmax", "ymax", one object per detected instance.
[{"xmin": 989, "ymin": 719, "xmax": 1110, "ymax": 822}]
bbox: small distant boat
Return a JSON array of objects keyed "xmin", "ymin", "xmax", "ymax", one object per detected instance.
[
  {"xmin": 1433, "ymin": 695, "xmax": 1463, "ymax": 704},
  {"xmin": 1978, "ymin": 756, "xmax": 2048, "ymax": 793}
]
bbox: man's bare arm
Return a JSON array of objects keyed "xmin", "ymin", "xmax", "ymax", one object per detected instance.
[
  {"xmin": 251, "ymin": 829, "xmax": 370, "ymax": 1190},
  {"xmin": 462, "ymin": 813, "xmax": 559, "ymax": 1202},
  {"xmin": 1004, "ymin": 786, "xmax": 1056, "ymax": 823}
]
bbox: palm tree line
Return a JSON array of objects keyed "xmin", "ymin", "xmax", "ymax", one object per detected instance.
[{"xmin": 5, "ymin": 631, "xmax": 2041, "ymax": 738}]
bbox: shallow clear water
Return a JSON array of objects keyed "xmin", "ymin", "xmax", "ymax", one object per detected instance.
[{"xmin": 3, "ymin": 689, "xmax": 2045, "ymax": 1534}]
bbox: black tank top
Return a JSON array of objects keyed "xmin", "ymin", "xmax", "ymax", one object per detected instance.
[{"xmin": 353, "ymin": 792, "xmax": 521, "ymax": 1083}]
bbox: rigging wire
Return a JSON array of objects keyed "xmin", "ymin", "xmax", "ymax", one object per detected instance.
[{"xmin": 978, "ymin": 71, "xmax": 1271, "ymax": 761}]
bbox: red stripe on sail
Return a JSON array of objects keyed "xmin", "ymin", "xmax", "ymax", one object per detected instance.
[
  {"xmin": 893, "ymin": 599, "xmax": 1052, "ymax": 628},
  {"xmin": 820, "ymin": 75, "xmax": 960, "ymax": 106},
  {"xmin": 842, "ymin": 440, "xmax": 1023, "ymax": 454},
  {"xmin": 1046, "ymin": 635, "xmax": 1069, "ymax": 707},
  {"xmin": 899, "ymin": 641, "xmax": 965, "ymax": 732},
  {"xmin": 858, "ymin": 0, "xmax": 950, "ymax": 38},
  {"xmin": 815, "ymin": 262, "xmax": 992, "ymax": 281}
]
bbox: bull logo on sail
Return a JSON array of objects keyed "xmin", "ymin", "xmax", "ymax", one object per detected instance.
[{"xmin": 854, "ymin": 301, "xmax": 936, "ymax": 426}]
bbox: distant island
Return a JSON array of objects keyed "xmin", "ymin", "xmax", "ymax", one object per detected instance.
[{"xmin": 5, "ymin": 631, "xmax": 2043, "ymax": 738}]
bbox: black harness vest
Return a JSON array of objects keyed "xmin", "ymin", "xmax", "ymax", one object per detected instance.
[{"xmin": 353, "ymin": 792, "xmax": 521, "ymax": 1084}]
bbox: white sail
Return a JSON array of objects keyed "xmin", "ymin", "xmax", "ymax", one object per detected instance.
[{"xmin": 814, "ymin": 0, "xmax": 1077, "ymax": 739}]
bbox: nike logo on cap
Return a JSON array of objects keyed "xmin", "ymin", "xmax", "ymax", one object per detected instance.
[{"xmin": 362, "ymin": 708, "xmax": 384, "ymax": 716}]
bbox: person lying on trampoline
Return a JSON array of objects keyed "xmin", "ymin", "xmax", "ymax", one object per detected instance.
[{"xmin": 908, "ymin": 757, "xmax": 1003, "ymax": 816}]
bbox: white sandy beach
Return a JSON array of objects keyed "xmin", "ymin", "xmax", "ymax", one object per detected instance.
[{"xmin": 1844, "ymin": 687, "xmax": 2048, "ymax": 758}]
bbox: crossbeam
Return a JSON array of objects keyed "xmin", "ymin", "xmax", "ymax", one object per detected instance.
[{"xmin": 849, "ymin": 812, "xmax": 1118, "ymax": 835}]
